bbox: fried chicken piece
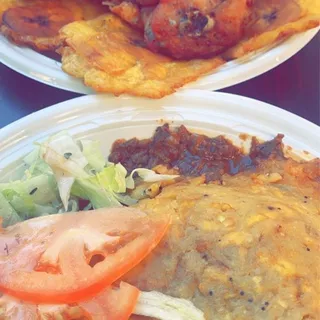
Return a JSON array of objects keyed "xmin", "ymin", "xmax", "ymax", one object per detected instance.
[{"xmin": 144, "ymin": 0, "xmax": 250, "ymax": 59}]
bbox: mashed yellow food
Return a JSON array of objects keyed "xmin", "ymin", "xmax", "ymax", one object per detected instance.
[{"xmin": 125, "ymin": 159, "xmax": 320, "ymax": 319}]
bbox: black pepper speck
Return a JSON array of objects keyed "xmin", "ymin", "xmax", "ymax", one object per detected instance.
[
  {"xmin": 240, "ymin": 291, "xmax": 245, "ymax": 296},
  {"xmin": 261, "ymin": 306, "xmax": 266, "ymax": 311},
  {"xmin": 64, "ymin": 152, "xmax": 72, "ymax": 159},
  {"xmin": 209, "ymin": 290, "xmax": 213, "ymax": 296},
  {"xmin": 4, "ymin": 243, "xmax": 9, "ymax": 255},
  {"xmin": 29, "ymin": 187, "xmax": 38, "ymax": 195}
]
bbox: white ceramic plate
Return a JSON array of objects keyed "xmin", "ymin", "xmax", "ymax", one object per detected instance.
[
  {"xmin": 0, "ymin": 28, "xmax": 319, "ymax": 94},
  {"xmin": 0, "ymin": 90, "xmax": 319, "ymax": 181}
]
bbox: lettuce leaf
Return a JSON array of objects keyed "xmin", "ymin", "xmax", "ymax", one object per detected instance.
[
  {"xmin": 0, "ymin": 192, "xmax": 22, "ymax": 227},
  {"xmin": 0, "ymin": 175, "xmax": 60, "ymax": 221},
  {"xmin": 39, "ymin": 133, "xmax": 89, "ymax": 209},
  {"xmin": 2, "ymin": 132, "xmax": 179, "ymax": 226},
  {"xmin": 134, "ymin": 291, "xmax": 205, "ymax": 320},
  {"xmin": 79, "ymin": 139, "xmax": 106, "ymax": 172},
  {"xmin": 71, "ymin": 177, "xmax": 122, "ymax": 209}
]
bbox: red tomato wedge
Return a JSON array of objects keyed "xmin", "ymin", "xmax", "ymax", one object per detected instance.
[
  {"xmin": 0, "ymin": 208, "xmax": 170, "ymax": 304},
  {"xmin": 0, "ymin": 282, "xmax": 139, "ymax": 320}
]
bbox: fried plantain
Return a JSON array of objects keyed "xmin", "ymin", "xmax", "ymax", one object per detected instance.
[
  {"xmin": 60, "ymin": 14, "xmax": 225, "ymax": 98},
  {"xmin": 244, "ymin": 0, "xmax": 302, "ymax": 37},
  {"xmin": 145, "ymin": 0, "xmax": 251, "ymax": 59},
  {"xmin": 2, "ymin": 0, "xmax": 319, "ymax": 97},
  {"xmin": 59, "ymin": 0, "xmax": 319, "ymax": 98},
  {"xmin": 0, "ymin": 0, "xmax": 19, "ymax": 23},
  {"xmin": 104, "ymin": 0, "xmax": 144, "ymax": 29},
  {"xmin": 224, "ymin": 0, "xmax": 320, "ymax": 59},
  {"xmin": 105, "ymin": 0, "xmax": 319, "ymax": 60},
  {"xmin": 0, "ymin": 0, "xmax": 106, "ymax": 51},
  {"xmin": 3, "ymin": 5, "xmax": 77, "ymax": 38},
  {"xmin": 103, "ymin": 0, "xmax": 156, "ymax": 30}
]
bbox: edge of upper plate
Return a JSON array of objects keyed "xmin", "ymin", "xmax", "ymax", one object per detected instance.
[{"xmin": 0, "ymin": 28, "xmax": 318, "ymax": 94}]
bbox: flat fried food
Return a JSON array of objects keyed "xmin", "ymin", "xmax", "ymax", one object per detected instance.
[
  {"xmin": 0, "ymin": 0, "xmax": 106, "ymax": 51},
  {"xmin": 59, "ymin": 14, "xmax": 225, "ymax": 98},
  {"xmin": 103, "ymin": 0, "xmax": 152, "ymax": 30},
  {"xmin": 0, "ymin": 0, "xmax": 19, "ymax": 22},
  {"xmin": 102, "ymin": 0, "xmax": 158, "ymax": 30},
  {"xmin": 105, "ymin": 0, "xmax": 319, "ymax": 60},
  {"xmin": 224, "ymin": 0, "xmax": 320, "ymax": 59},
  {"xmin": 145, "ymin": 0, "xmax": 250, "ymax": 59}
]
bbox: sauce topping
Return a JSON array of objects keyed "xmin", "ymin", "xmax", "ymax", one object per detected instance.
[{"xmin": 109, "ymin": 124, "xmax": 284, "ymax": 181}]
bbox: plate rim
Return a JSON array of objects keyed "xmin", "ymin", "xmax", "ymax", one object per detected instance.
[
  {"xmin": 0, "ymin": 28, "xmax": 318, "ymax": 94},
  {"xmin": 0, "ymin": 89, "xmax": 319, "ymax": 141},
  {"xmin": 1, "ymin": 89, "xmax": 319, "ymax": 130}
]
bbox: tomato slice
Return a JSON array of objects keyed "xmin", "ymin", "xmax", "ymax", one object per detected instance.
[
  {"xmin": 0, "ymin": 208, "xmax": 170, "ymax": 304},
  {"xmin": 0, "ymin": 282, "xmax": 139, "ymax": 320}
]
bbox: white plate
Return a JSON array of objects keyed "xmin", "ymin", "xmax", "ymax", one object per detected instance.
[
  {"xmin": 0, "ymin": 28, "xmax": 319, "ymax": 94},
  {"xmin": 0, "ymin": 90, "xmax": 319, "ymax": 181}
]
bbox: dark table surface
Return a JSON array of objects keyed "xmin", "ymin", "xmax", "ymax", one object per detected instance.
[{"xmin": 0, "ymin": 33, "xmax": 319, "ymax": 129}]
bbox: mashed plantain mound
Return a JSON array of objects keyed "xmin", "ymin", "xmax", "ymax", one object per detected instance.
[{"xmin": 109, "ymin": 125, "xmax": 320, "ymax": 320}]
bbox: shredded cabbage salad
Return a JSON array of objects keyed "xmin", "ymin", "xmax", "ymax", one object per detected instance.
[{"xmin": 0, "ymin": 132, "xmax": 179, "ymax": 227}]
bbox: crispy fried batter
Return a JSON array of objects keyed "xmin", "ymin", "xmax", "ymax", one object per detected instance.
[
  {"xmin": 0, "ymin": 0, "xmax": 106, "ymax": 51},
  {"xmin": 60, "ymin": 14, "xmax": 225, "ymax": 98}
]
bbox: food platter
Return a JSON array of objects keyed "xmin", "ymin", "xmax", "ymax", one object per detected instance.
[
  {"xmin": 1, "ymin": 90, "xmax": 319, "ymax": 181},
  {"xmin": 0, "ymin": 90, "xmax": 319, "ymax": 319},
  {"xmin": 0, "ymin": 28, "xmax": 318, "ymax": 95}
]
